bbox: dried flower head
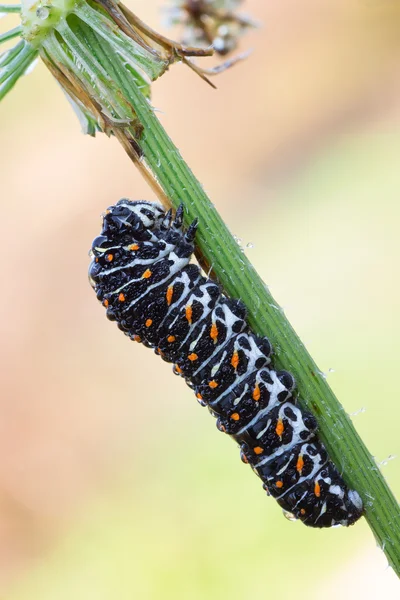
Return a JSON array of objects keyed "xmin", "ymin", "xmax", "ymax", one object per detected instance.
[
  {"xmin": 165, "ymin": 0, "xmax": 256, "ymax": 55},
  {"xmin": 0, "ymin": 0, "xmax": 249, "ymax": 116}
]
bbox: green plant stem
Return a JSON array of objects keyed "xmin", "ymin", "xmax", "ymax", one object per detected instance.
[
  {"xmin": 0, "ymin": 4, "xmax": 21, "ymax": 12},
  {"xmin": 70, "ymin": 24, "xmax": 400, "ymax": 574}
]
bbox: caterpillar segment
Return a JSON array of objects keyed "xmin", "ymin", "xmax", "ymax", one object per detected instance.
[{"xmin": 89, "ymin": 199, "xmax": 363, "ymax": 528}]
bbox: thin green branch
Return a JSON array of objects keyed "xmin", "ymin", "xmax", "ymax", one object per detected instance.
[
  {"xmin": 0, "ymin": 39, "xmax": 37, "ymax": 100},
  {"xmin": 80, "ymin": 41, "xmax": 400, "ymax": 573},
  {"xmin": 0, "ymin": 37, "xmax": 23, "ymax": 66},
  {"xmin": 0, "ymin": 39, "xmax": 35, "ymax": 82},
  {"xmin": 0, "ymin": 25, "xmax": 22, "ymax": 44},
  {"xmin": 0, "ymin": 4, "xmax": 21, "ymax": 13}
]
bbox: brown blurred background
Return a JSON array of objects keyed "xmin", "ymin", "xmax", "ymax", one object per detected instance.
[{"xmin": 0, "ymin": 1, "xmax": 400, "ymax": 598}]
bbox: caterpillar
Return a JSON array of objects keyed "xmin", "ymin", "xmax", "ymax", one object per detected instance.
[{"xmin": 88, "ymin": 199, "xmax": 363, "ymax": 528}]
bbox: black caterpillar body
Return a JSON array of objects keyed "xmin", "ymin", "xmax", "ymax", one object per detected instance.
[{"xmin": 89, "ymin": 200, "xmax": 363, "ymax": 528}]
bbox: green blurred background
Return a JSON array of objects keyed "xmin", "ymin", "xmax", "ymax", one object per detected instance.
[{"xmin": 0, "ymin": 0, "xmax": 399, "ymax": 598}]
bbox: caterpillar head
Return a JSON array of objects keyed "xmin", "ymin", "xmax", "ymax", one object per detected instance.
[{"xmin": 101, "ymin": 200, "xmax": 165, "ymax": 242}]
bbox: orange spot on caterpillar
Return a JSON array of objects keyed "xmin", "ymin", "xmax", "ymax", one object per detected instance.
[
  {"xmin": 175, "ymin": 364, "xmax": 183, "ymax": 374},
  {"xmin": 253, "ymin": 384, "xmax": 261, "ymax": 402},
  {"xmin": 166, "ymin": 286, "xmax": 174, "ymax": 306},
  {"xmin": 188, "ymin": 353, "xmax": 198, "ymax": 362},
  {"xmin": 314, "ymin": 482, "xmax": 321, "ymax": 498},
  {"xmin": 275, "ymin": 419, "xmax": 284, "ymax": 438},
  {"xmin": 185, "ymin": 304, "xmax": 193, "ymax": 324},
  {"xmin": 129, "ymin": 243, "xmax": 139, "ymax": 251},
  {"xmin": 231, "ymin": 351, "xmax": 239, "ymax": 369},
  {"xmin": 145, "ymin": 319, "xmax": 153, "ymax": 327},
  {"xmin": 106, "ymin": 254, "xmax": 113, "ymax": 262},
  {"xmin": 300, "ymin": 508, "xmax": 306, "ymax": 515},
  {"xmin": 210, "ymin": 323, "xmax": 218, "ymax": 341},
  {"xmin": 254, "ymin": 446, "xmax": 264, "ymax": 455},
  {"xmin": 167, "ymin": 335, "xmax": 176, "ymax": 343},
  {"xmin": 209, "ymin": 380, "xmax": 218, "ymax": 389},
  {"xmin": 231, "ymin": 413, "xmax": 240, "ymax": 421},
  {"xmin": 275, "ymin": 481, "xmax": 283, "ymax": 489},
  {"xmin": 296, "ymin": 455, "xmax": 304, "ymax": 473},
  {"xmin": 133, "ymin": 335, "xmax": 142, "ymax": 343},
  {"xmin": 95, "ymin": 258, "xmax": 99, "ymax": 263},
  {"xmin": 118, "ymin": 293, "xmax": 125, "ymax": 302},
  {"xmin": 142, "ymin": 269, "xmax": 152, "ymax": 279},
  {"xmin": 196, "ymin": 393, "xmax": 203, "ymax": 400},
  {"xmin": 103, "ymin": 299, "xmax": 109, "ymax": 308}
]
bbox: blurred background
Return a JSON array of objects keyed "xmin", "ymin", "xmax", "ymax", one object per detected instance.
[{"xmin": 1, "ymin": 0, "xmax": 400, "ymax": 598}]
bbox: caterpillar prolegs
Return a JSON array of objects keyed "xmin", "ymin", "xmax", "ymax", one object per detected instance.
[{"xmin": 88, "ymin": 200, "xmax": 363, "ymax": 528}]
